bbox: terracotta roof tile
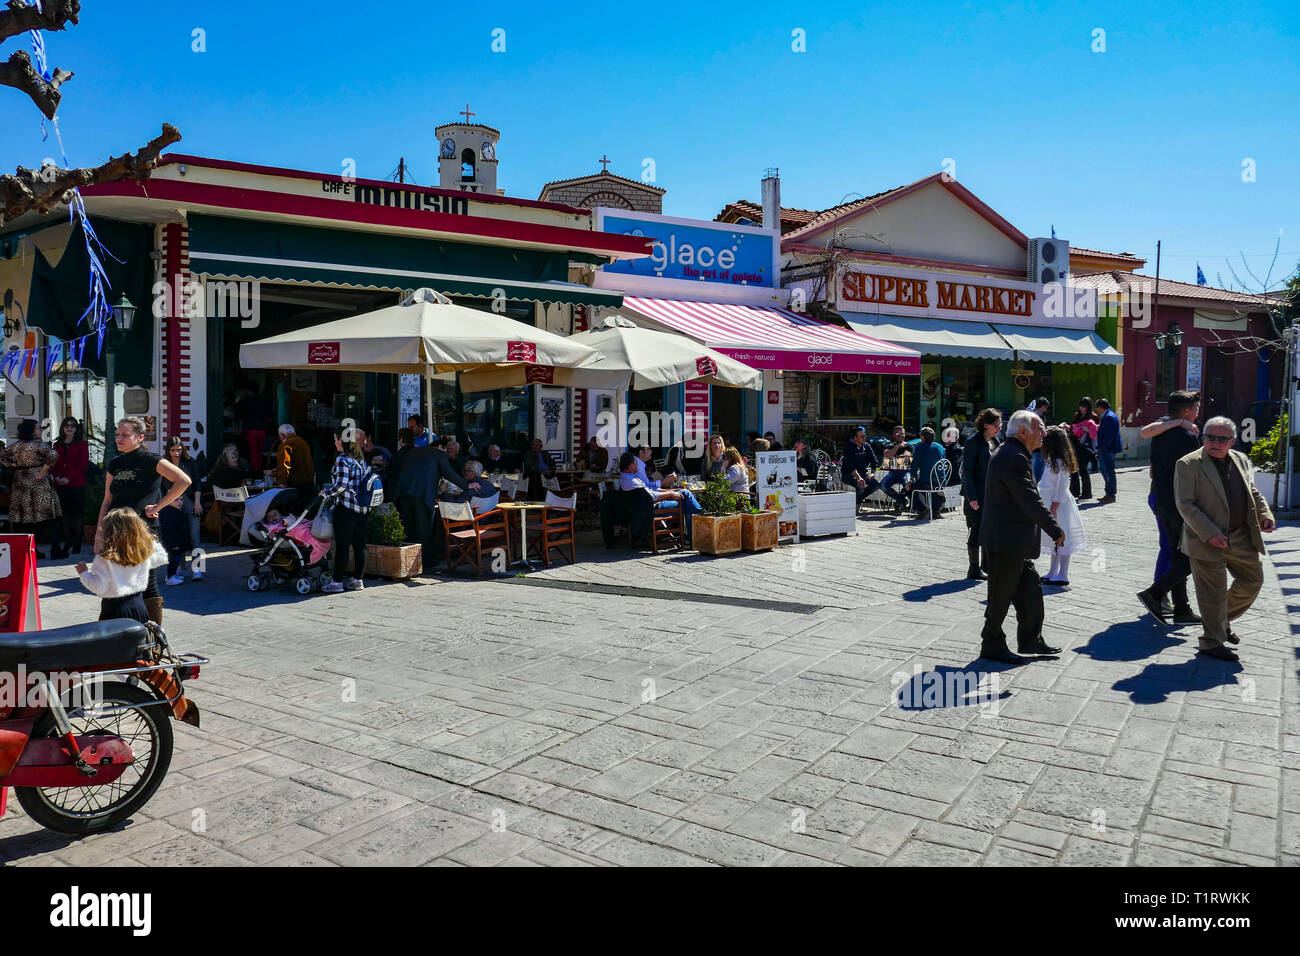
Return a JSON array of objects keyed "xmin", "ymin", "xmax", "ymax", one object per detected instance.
[
  {"xmin": 1071, "ymin": 271, "xmax": 1281, "ymax": 307},
  {"xmin": 537, "ymin": 169, "xmax": 665, "ymax": 194},
  {"xmin": 715, "ymin": 200, "xmax": 818, "ymax": 231},
  {"xmin": 1070, "ymin": 246, "xmax": 1144, "ymax": 263}
]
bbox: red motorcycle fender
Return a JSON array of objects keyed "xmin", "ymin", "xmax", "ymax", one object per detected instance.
[
  {"xmin": 3, "ymin": 736, "xmax": 134, "ymax": 788},
  {"xmin": 0, "ymin": 719, "xmax": 37, "ymax": 778}
]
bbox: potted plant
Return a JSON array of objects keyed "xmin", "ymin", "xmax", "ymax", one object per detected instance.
[
  {"xmin": 738, "ymin": 500, "xmax": 781, "ymax": 552},
  {"xmin": 1249, "ymin": 413, "xmax": 1298, "ymax": 510},
  {"xmin": 692, "ymin": 475, "xmax": 743, "ymax": 555},
  {"xmin": 361, "ymin": 503, "xmax": 422, "ymax": 579}
]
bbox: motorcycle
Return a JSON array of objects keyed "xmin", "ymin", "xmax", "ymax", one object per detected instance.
[{"xmin": 0, "ymin": 618, "xmax": 208, "ymax": 835}]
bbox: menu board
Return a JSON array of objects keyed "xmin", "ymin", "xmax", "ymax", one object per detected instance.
[{"xmin": 756, "ymin": 450, "xmax": 799, "ymax": 541}]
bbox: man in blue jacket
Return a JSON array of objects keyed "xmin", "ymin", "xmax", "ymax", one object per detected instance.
[
  {"xmin": 910, "ymin": 427, "xmax": 947, "ymax": 518},
  {"xmin": 1095, "ymin": 397, "xmax": 1123, "ymax": 503}
]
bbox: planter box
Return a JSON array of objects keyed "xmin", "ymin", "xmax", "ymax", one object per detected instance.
[
  {"xmin": 740, "ymin": 510, "xmax": 780, "ymax": 552},
  {"xmin": 797, "ymin": 490, "xmax": 857, "ymax": 537},
  {"xmin": 693, "ymin": 514, "xmax": 741, "ymax": 555},
  {"xmin": 1253, "ymin": 469, "xmax": 1294, "ymax": 511},
  {"xmin": 362, "ymin": 543, "xmax": 422, "ymax": 580}
]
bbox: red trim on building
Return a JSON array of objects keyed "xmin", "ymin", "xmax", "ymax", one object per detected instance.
[
  {"xmin": 157, "ymin": 153, "xmax": 594, "ymax": 216},
  {"xmin": 163, "ymin": 223, "xmax": 184, "ymax": 438},
  {"xmin": 82, "ymin": 180, "xmax": 654, "ymax": 259}
]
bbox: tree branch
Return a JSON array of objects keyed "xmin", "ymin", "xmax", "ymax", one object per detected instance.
[
  {"xmin": 0, "ymin": 122, "xmax": 181, "ymax": 224},
  {"xmin": 0, "ymin": 0, "xmax": 79, "ymax": 45},
  {"xmin": 0, "ymin": 48, "xmax": 71, "ymax": 118}
]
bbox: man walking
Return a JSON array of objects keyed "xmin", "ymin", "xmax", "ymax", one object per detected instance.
[
  {"xmin": 978, "ymin": 410, "xmax": 1066, "ymax": 663},
  {"xmin": 1094, "ymin": 398, "xmax": 1122, "ymax": 503},
  {"xmin": 1175, "ymin": 417, "xmax": 1276, "ymax": 661},
  {"xmin": 1137, "ymin": 390, "xmax": 1203, "ymax": 625}
]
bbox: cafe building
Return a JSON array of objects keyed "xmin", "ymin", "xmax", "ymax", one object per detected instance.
[
  {"xmin": 723, "ymin": 173, "xmax": 1125, "ymax": 443},
  {"xmin": 586, "ymin": 175, "xmax": 919, "ymax": 452},
  {"xmin": 0, "ymin": 115, "xmax": 650, "ymax": 469}
]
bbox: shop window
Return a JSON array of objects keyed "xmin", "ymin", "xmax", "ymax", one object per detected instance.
[
  {"xmin": 1155, "ymin": 345, "xmax": 1177, "ymax": 402},
  {"xmin": 819, "ymin": 373, "xmax": 880, "ymax": 420}
]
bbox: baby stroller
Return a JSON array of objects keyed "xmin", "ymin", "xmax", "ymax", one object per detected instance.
[{"xmin": 246, "ymin": 491, "xmax": 335, "ymax": 595}]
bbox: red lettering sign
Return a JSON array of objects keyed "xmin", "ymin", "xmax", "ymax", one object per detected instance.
[
  {"xmin": 507, "ymin": 341, "xmax": 537, "ymax": 362},
  {"xmin": 767, "ymin": 390, "xmax": 780, "ymax": 404},
  {"xmin": 696, "ymin": 356, "xmax": 717, "ymax": 377},
  {"xmin": 525, "ymin": 365, "xmax": 555, "ymax": 384},
  {"xmin": 307, "ymin": 342, "xmax": 341, "ymax": 364}
]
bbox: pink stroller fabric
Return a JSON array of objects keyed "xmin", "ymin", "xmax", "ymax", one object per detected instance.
[{"xmin": 263, "ymin": 519, "xmax": 331, "ymax": 565}]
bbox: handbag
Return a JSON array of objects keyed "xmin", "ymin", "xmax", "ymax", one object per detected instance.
[{"xmin": 311, "ymin": 505, "xmax": 335, "ymax": 540}]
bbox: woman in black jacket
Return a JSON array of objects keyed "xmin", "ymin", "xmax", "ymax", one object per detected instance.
[{"xmin": 960, "ymin": 408, "xmax": 1003, "ymax": 580}]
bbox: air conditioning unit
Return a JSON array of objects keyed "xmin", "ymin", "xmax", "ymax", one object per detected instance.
[{"xmin": 1027, "ymin": 237, "xmax": 1070, "ymax": 285}]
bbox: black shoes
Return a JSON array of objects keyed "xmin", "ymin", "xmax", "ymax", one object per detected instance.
[
  {"xmin": 1040, "ymin": 577, "xmax": 1070, "ymax": 587},
  {"xmin": 1197, "ymin": 645, "xmax": 1239, "ymax": 662},
  {"xmin": 1226, "ymin": 629, "xmax": 1240, "ymax": 645},
  {"xmin": 1018, "ymin": 639, "xmax": 1061, "ymax": 655},
  {"xmin": 967, "ymin": 568, "xmax": 987, "ymax": 580},
  {"xmin": 1137, "ymin": 589, "xmax": 1171, "ymax": 624},
  {"xmin": 980, "ymin": 645, "xmax": 1024, "ymax": 664},
  {"xmin": 1097, "ymin": 495, "xmax": 1117, "ymax": 504},
  {"xmin": 1171, "ymin": 606, "xmax": 1203, "ymax": 624}
]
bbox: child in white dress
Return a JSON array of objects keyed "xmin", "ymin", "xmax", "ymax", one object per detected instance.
[{"xmin": 1038, "ymin": 426, "xmax": 1087, "ymax": 585}]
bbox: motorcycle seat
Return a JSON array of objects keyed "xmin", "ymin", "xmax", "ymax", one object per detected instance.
[{"xmin": 0, "ymin": 620, "xmax": 151, "ymax": 672}]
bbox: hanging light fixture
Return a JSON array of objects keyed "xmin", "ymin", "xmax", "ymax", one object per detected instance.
[
  {"xmin": 1154, "ymin": 333, "xmax": 1167, "ymax": 350},
  {"xmin": 1169, "ymin": 323, "xmax": 1183, "ymax": 347},
  {"xmin": 111, "ymin": 294, "xmax": 137, "ymax": 332}
]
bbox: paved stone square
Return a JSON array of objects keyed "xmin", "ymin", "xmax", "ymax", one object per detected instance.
[{"xmin": 3, "ymin": 464, "xmax": 1297, "ymax": 866}]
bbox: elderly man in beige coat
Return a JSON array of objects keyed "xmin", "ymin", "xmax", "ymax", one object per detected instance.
[{"xmin": 1174, "ymin": 415, "xmax": 1276, "ymax": 662}]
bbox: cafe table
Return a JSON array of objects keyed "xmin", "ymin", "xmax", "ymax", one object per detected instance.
[{"xmin": 496, "ymin": 501, "xmax": 547, "ymax": 569}]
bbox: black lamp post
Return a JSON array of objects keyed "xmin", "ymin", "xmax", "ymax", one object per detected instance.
[{"xmin": 102, "ymin": 294, "xmax": 136, "ymax": 465}]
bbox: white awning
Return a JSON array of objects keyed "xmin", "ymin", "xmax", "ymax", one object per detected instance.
[
  {"xmin": 991, "ymin": 324, "xmax": 1123, "ymax": 366},
  {"xmin": 842, "ymin": 314, "xmax": 1014, "ymax": 361}
]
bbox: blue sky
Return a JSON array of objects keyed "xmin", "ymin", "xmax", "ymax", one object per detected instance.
[{"xmin": 3, "ymin": 0, "xmax": 1297, "ymax": 287}]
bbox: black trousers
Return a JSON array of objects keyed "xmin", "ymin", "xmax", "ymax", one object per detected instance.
[
  {"xmin": 397, "ymin": 493, "xmax": 437, "ymax": 562},
  {"xmin": 333, "ymin": 505, "xmax": 367, "ymax": 579},
  {"xmin": 981, "ymin": 551, "xmax": 1045, "ymax": 651},
  {"xmin": 1150, "ymin": 502, "xmax": 1191, "ymax": 608},
  {"xmin": 964, "ymin": 500, "xmax": 983, "ymax": 549},
  {"xmin": 1069, "ymin": 446, "xmax": 1096, "ymax": 498}
]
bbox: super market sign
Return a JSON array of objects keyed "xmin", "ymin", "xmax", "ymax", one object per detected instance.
[{"xmin": 597, "ymin": 210, "xmax": 776, "ymax": 287}]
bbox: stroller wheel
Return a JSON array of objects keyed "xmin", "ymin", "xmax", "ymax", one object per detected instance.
[
  {"xmin": 294, "ymin": 576, "xmax": 315, "ymax": 596},
  {"xmin": 247, "ymin": 573, "xmax": 263, "ymax": 592}
]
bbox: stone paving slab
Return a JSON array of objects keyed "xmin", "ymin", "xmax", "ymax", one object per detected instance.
[{"xmin": 1, "ymin": 464, "xmax": 1297, "ymax": 866}]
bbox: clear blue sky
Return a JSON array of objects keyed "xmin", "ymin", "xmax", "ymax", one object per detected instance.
[{"xmin": 3, "ymin": 0, "xmax": 1297, "ymax": 287}]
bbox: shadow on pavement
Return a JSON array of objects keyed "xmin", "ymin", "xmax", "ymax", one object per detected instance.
[
  {"xmin": 1073, "ymin": 620, "xmax": 1186, "ymax": 663},
  {"xmin": 902, "ymin": 579, "xmax": 981, "ymax": 602},
  {"xmin": 894, "ymin": 662, "xmax": 1014, "ymax": 711},
  {"xmin": 1112, "ymin": 656, "xmax": 1242, "ymax": 704}
]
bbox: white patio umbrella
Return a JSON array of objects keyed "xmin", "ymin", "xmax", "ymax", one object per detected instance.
[
  {"xmin": 239, "ymin": 287, "xmax": 600, "ymax": 374},
  {"xmin": 458, "ymin": 315, "xmax": 763, "ymax": 391}
]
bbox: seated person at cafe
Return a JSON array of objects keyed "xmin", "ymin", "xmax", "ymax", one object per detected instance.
[
  {"xmin": 879, "ymin": 425, "xmax": 914, "ymax": 509},
  {"xmin": 208, "ymin": 443, "xmax": 247, "ymax": 490},
  {"xmin": 841, "ymin": 426, "xmax": 883, "ymax": 506},
  {"xmin": 751, "ymin": 438, "xmax": 771, "ymax": 454},
  {"xmin": 617, "ymin": 451, "xmax": 702, "ymax": 546},
  {"xmin": 439, "ymin": 459, "xmax": 492, "ymax": 505},
  {"xmin": 701, "ymin": 434, "xmax": 727, "ymax": 479},
  {"xmin": 764, "ymin": 431, "xmax": 783, "ymax": 451},
  {"xmin": 723, "ymin": 447, "xmax": 750, "ymax": 494},
  {"xmin": 942, "ymin": 426, "xmax": 964, "ymax": 486},
  {"xmin": 793, "ymin": 437, "xmax": 818, "ymax": 482},
  {"xmin": 631, "ymin": 444, "xmax": 675, "ymax": 489},
  {"xmin": 481, "ymin": 443, "xmax": 506, "ymax": 472},
  {"xmin": 407, "ymin": 414, "xmax": 432, "ymax": 447},
  {"xmin": 445, "ymin": 439, "xmax": 466, "ymax": 476},
  {"xmin": 523, "ymin": 438, "xmax": 558, "ymax": 499},
  {"xmin": 910, "ymin": 426, "xmax": 947, "ymax": 517},
  {"xmin": 585, "ymin": 436, "xmax": 609, "ymax": 473},
  {"xmin": 273, "ymin": 424, "xmax": 316, "ymax": 511}
]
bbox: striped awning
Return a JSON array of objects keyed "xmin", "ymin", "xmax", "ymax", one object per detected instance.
[{"xmin": 620, "ymin": 296, "xmax": 921, "ymax": 374}]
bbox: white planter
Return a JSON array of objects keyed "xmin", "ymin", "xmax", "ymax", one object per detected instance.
[
  {"xmin": 1253, "ymin": 469, "xmax": 1294, "ymax": 510},
  {"xmin": 797, "ymin": 491, "xmax": 856, "ymax": 537}
]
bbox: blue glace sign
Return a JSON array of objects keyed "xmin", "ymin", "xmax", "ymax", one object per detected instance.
[{"xmin": 598, "ymin": 210, "xmax": 776, "ymax": 288}]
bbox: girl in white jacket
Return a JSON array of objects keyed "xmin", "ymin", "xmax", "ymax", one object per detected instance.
[
  {"xmin": 76, "ymin": 508, "xmax": 167, "ymax": 624},
  {"xmin": 1038, "ymin": 426, "xmax": 1088, "ymax": 586}
]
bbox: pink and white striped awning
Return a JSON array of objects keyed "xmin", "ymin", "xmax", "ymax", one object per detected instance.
[{"xmin": 621, "ymin": 296, "xmax": 921, "ymax": 375}]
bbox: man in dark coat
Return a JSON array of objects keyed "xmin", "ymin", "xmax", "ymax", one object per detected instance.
[
  {"xmin": 961, "ymin": 408, "xmax": 1002, "ymax": 580},
  {"xmin": 978, "ymin": 410, "xmax": 1066, "ymax": 663},
  {"xmin": 395, "ymin": 445, "xmax": 483, "ymax": 563}
]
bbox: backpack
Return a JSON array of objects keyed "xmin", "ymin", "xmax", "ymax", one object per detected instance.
[{"xmin": 357, "ymin": 469, "xmax": 384, "ymax": 513}]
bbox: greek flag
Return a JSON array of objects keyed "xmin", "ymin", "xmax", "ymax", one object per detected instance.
[{"xmin": 1196, "ymin": 264, "xmax": 1207, "ymax": 286}]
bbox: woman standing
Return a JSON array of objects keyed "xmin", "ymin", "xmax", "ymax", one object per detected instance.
[
  {"xmin": 960, "ymin": 408, "xmax": 1002, "ymax": 580},
  {"xmin": 159, "ymin": 436, "xmax": 203, "ymax": 585},
  {"xmin": 1069, "ymin": 397, "xmax": 1098, "ymax": 500},
  {"xmin": 320, "ymin": 432, "xmax": 372, "ymax": 594},
  {"xmin": 99, "ymin": 417, "xmax": 193, "ymax": 625},
  {"xmin": 1038, "ymin": 426, "xmax": 1087, "ymax": 586},
  {"xmin": 49, "ymin": 416, "xmax": 89, "ymax": 558},
  {"xmin": 1, "ymin": 419, "xmax": 61, "ymax": 558}
]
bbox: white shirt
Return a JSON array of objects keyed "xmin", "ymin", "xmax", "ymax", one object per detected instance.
[{"xmin": 78, "ymin": 540, "xmax": 167, "ymax": 598}]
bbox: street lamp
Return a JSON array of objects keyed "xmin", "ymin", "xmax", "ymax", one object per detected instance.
[
  {"xmin": 1168, "ymin": 323, "xmax": 1183, "ymax": 348},
  {"xmin": 102, "ymin": 295, "xmax": 136, "ymax": 465}
]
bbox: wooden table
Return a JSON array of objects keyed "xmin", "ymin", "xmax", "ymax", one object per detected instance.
[{"xmin": 496, "ymin": 501, "xmax": 546, "ymax": 569}]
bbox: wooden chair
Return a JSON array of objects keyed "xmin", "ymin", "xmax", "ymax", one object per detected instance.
[
  {"xmin": 441, "ymin": 500, "xmax": 511, "ymax": 576},
  {"xmin": 648, "ymin": 489, "xmax": 685, "ymax": 554},
  {"xmin": 527, "ymin": 491, "xmax": 577, "ymax": 566},
  {"xmin": 213, "ymin": 485, "xmax": 248, "ymax": 545}
]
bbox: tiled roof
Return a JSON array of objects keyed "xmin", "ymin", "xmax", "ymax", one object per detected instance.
[
  {"xmin": 1071, "ymin": 271, "xmax": 1281, "ymax": 307},
  {"xmin": 538, "ymin": 169, "xmax": 665, "ymax": 194},
  {"xmin": 1070, "ymin": 246, "xmax": 1144, "ymax": 264},
  {"xmin": 779, "ymin": 184, "xmax": 913, "ymax": 242},
  {"xmin": 433, "ymin": 120, "xmax": 504, "ymax": 138},
  {"xmin": 715, "ymin": 200, "xmax": 819, "ymax": 231}
]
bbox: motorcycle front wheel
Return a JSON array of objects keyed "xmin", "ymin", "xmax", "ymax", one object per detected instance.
[{"xmin": 14, "ymin": 681, "xmax": 175, "ymax": 836}]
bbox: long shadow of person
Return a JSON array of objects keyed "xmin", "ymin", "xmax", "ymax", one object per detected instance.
[
  {"xmin": 893, "ymin": 661, "xmax": 1014, "ymax": 712},
  {"xmin": 902, "ymin": 579, "xmax": 982, "ymax": 602},
  {"xmin": 1112, "ymin": 655, "xmax": 1242, "ymax": 704},
  {"xmin": 1074, "ymin": 619, "xmax": 1186, "ymax": 663}
]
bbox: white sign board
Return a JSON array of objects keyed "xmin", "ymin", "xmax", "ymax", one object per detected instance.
[
  {"xmin": 756, "ymin": 450, "xmax": 799, "ymax": 542},
  {"xmin": 1185, "ymin": 346, "xmax": 1204, "ymax": 391}
]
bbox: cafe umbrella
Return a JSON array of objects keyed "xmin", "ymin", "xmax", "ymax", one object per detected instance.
[
  {"xmin": 457, "ymin": 314, "xmax": 763, "ymax": 391},
  {"xmin": 238, "ymin": 287, "xmax": 604, "ymax": 414}
]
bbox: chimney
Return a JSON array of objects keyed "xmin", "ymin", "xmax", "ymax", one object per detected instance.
[{"xmin": 761, "ymin": 167, "xmax": 780, "ymax": 232}]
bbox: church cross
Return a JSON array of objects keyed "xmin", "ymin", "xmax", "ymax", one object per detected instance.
[
  {"xmin": 460, "ymin": 104, "xmax": 476, "ymax": 123},
  {"xmin": 599, "ymin": 154, "xmax": 610, "ymax": 172}
]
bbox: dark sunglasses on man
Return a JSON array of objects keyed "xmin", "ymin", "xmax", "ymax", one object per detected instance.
[{"xmin": 1203, "ymin": 434, "xmax": 1233, "ymax": 444}]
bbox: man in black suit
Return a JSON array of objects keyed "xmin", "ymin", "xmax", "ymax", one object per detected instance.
[
  {"xmin": 395, "ymin": 444, "xmax": 484, "ymax": 563},
  {"xmin": 978, "ymin": 410, "xmax": 1066, "ymax": 663},
  {"xmin": 523, "ymin": 438, "xmax": 558, "ymax": 500}
]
